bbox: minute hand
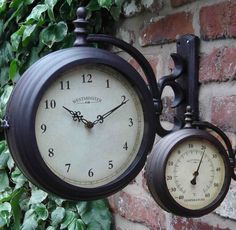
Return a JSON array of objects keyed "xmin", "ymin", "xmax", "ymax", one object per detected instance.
[{"xmin": 93, "ymin": 99, "xmax": 129, "ymax": 125}]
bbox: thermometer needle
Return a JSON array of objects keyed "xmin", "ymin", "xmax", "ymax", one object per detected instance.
[{"xmin": 190, "ymin": 149, "xmax": 205, "ymax": 185}]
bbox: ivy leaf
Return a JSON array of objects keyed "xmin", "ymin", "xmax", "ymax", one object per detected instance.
[
  {"xmin": 51, "ymin": 207, "xmax": 65, "ymax": 226},
  {"xmin": 9, "ymin": 59, "xmax": 20, "ymax": 81},
  {"xmin": 98, "ymin": 0, "xmax": 112, "ymax": 10},
  {"xmin": 0, "ymin": 171, "xmax": 9, "ymax": 192},
  {"xmin": 11, "ymin": 168, "xmax": 27, "ymax": 189},
  {"xmin": 21, "ymin": 209, "xmax": 38, "ymax": 230},
  {"xmin": 60, "ymin": 210, "xmax": 76, "ymax": 229},
  {"xmin": 26, "ymin": 4, "xmax": 48, "ymax": 24},
  {"xmin": 22, "ymin": 24, "xmax": 37, "ymax": 47},
  {"xmin": 0, "ymin": 202, "xmax": 11, "ymax": 227},
  {"xmin": 47, "ymin": 227, "xmax": 56, "ymax": 230},
  {"xmin": 66, "ymin": 0, "xmax": 73, "ymax": 6},
  {"xmin": 32, "ymin": 203, "xmax": 48, "ymax": 221},
  {"xmin": 87, "ymin": 0, "xmax": 101, "ymax": 11},
  {"xmin": 68, "ymin": 219, "xmax": 86, "ymax": 230},
  {"xmin": 10, "ymin": 188, "xmax": 24, "ymax": 230},
  {"xmin": 40, "ymin": 21, "xmax": 68, "ymax": 48},
  {"xmin": 0, "ymin": 0, "xmax": 6, "ymax": 13},
  {"xmin": 0, "ymin": 147, "xmax": 10, "ymax": 170},
  {"xmin": 77, "ymin": 200, "xmax": 112, "ymax": 230},
  {"xmin": 45, "ymin": 0, "xmax": 59, "ymax": 21},
  {"xmin": 29, "ymin": 189, "xmax": 48, "ymax": 204}
]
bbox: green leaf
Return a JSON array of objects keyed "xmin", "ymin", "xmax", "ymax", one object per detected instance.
[
  {"xmin": 0, "ymin": 0, "xmax": 6, "ymax": 13},
  {"xmin": 11, "ymin": 168, "xmax": 27, "ymax": 189},
  {"xmin": 45, "ymin": 0, "xmax": 59, "ymax": 21},
  {"xmin": 22, "ymin": 24, "xmax": 37, "ymax": 47},
  {"xmin": 10, "ymin": 25, "xmax": 25, "ymax": 52},
  {"xmin": 60, "ymin": 210, "xmax": 76, "ymax": 229},
  {"xmin": 32, "ymin": 203, "xmax": 48, "ymax": 221},
  {"xmin": 66, "ymin": 0, "xmax": 73, "ymax": 6},
  {"xmin": 68, "ymin": 219, "xmax": 86, "ymax": 230},
  {"xmin": 0, "ymin": 85, "xmax": 13, "ymax": 119},
  {"xmin": 22, "ymin": 209, "xmax": 38, "ymax": 230},
  {"xmin": 29, "ymin": 189, "xmax": 48, "ymax": 204},
  {"xmin": 77, "ymin": 200, "xmax": 112, "ymax": 230},
  {"xmin": 9, "ymin": 59, "xmax": 20, "ymax": 81},
  {"xmin": 0, "ymin": 148, "xmax": 9, "ymax": 170},
  {"xmin": 40, "ymin": 21, "xmax": 68, "ymax": 48},
  {"xmin": 0, "ymin": 202, "xmax": 11, "ymax": 227},
  {"xmin": 0, "ymin": 42, "xmax": 13, "ymax": 66},
  {"xmin": 46, "ymin": 227, "xmax": 56, "ymax": 230},
  {"xmin": 87, "ymin": 0, "xmax": 101, "ymax": 11},
  {"xmin": 0, "ymin": 172, "xmax": 9, "ymax": 192},
  {"xmin": 51, "ymin": 207, "xmax": 65, "ymax": 226},
  {"xmin": 98, "ymin": 0, "xmax": 112, "ymax": 10},
  {"xmin": 26, "ymin": 4, "xmax": 48, "ymax": 23},
  {"xmin": 10, "ymin": 188, "xmax": 24, "ymax": 230}
]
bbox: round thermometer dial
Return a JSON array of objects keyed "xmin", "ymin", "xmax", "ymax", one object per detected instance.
[{"xmin": 146, "ymin": 128, "xmax": 231, "ymax": 217}]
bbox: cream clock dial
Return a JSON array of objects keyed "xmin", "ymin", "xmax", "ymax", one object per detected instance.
[{"xmin": 35, "ymin": 64, "xmax": 144, "ymax": 188}]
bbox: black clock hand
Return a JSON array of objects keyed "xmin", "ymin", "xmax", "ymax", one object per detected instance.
[
  {"xmin": 62, "ymin": 106, "xmax": 90, "ymax": 125},
  {"xmin": 93, "ymin": 99, "xmax": 129, "ymax": 125},
  {"xmin": 190, "ymin": 149, "xmax": 205, "ymax": 185}
]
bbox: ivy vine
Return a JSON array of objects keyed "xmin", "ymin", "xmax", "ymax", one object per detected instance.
[{"xmin": 0, "ymin": 0, "xmax": 124, "ymax": 229}]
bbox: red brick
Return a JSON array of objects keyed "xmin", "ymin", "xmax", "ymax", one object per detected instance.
[
  {"xmin": 199, "ymin": 46, "xmax": 236, "ymax": 82},
  {"xmin": 211, "ymin": 96, "xmax": 236, "ymax": 133},
  {"xmin": 200, "ymin": 1, "xmax": 236, "ymax": 40},
  {"xmin": 171, "ymin": 216, "xmax": 231, "ymax": 230},
  {"xmin": 108, "ymin": 191, "xmax": 166, "ymax": 230},
  {"xmin": 128, "ymin": 55, "xmax": 159, "ymax": 82},
  {"xmin": 140, "ymin": 12, "xmax": 194, "ymax": 46},
  {"xmin": 171, "ymin": 0, "xmax": 196, "ymax": 8}
]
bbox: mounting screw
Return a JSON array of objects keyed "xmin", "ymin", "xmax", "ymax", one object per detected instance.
[{"xmin": 0, "ymin": 119, "xmax": 9, "ymax": 130}]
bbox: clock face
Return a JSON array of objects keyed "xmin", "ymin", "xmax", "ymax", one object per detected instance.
[
  {"xmin": 165, "ymin": 138, "xmax": 226, "ymax": 210},
  {"xmin": 35, "ymin": 64, "xmax": 144, "ymax": 188}
]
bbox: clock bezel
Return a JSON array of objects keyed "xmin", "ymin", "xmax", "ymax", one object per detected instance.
[
  {"xmin": 5, "ymin": 47, "xmax": 156, "ymax": 200},
  {"xmin": 146, "ymin": 128, "xmax": 231, "ymax": 217}
]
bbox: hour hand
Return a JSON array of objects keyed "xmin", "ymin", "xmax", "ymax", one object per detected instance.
[{"xmin": 62, "ymin": 106, "xmax": 89, "ymax": 125}]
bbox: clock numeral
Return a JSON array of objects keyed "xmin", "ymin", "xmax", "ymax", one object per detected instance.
[
  {"xmin": 216, "ymin": 167, "xmax": 221, "ymax": 172},
  {"xmin": 45, "ymin": 99, "xmax": 56, "ymax": 109},
  {"xmin": 213, "ymin": 154, "xmax": 217, "ymax": 158},
  {"xmin": 65, "ymin": 163, "xmax": 71, "ymax": 173},
  {"xmin": 106, "ymin": 79, "xmax": 110, "ymax": 88},
  {"xmin": 179, "ymin": 195, "xmax": 184, "ymax": 200},
  {"xmin": 214, "ymin": 183, "xmax": 219, "ymax": 187},
  {"xmin": 41, "ymin": 124, "xmax": 47, "ymax": 133},
  {"xmin": 108, "ymin": 160, "xmax": 113, "ymax": 169},
  {"xmin": 121, "ymin": 95, "xmax": 126, "ymax": 103},
  {"xmin": 201, "ymin": 145, "xmax": 206, "ymax": 150},
  {"xmin": 168, "ymin": 161, "xmax": 173, "ymax": 166},
  {"xmin": 170, "ymin": 187, "xmax": 176, "ymax": 192},
  {"xmin": 128, "ymin": 118, "xmax": 133, "ymax": 127},
  {"xmin": 60, "ymin": 80, "xmax": 70, "ymax": 90},
  {"xmin": 205, "ymin": 193, "xmax": 210, "ymax": 198},
  {"xmin": 82, "ymin": 74, "xmax": 92, "ymax": 83},
  {"xmin": 189, "ymin": 143, "xmax": 193, "ymax": 148},
  {"xmin": 166, "ymin": 176, "xmax": 172, "ymax": 180},
  {"xmin": 48, "ymin": 148, "xmax": 54, "ymax": 157},
  {"xmin": 88, "ymin": 168, "xmax": 94, "ymax": 177},
  {"xmin": 123, "ymin": 142, "xmax": 128, "ymax": 150}
]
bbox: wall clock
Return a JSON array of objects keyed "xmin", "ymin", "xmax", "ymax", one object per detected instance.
[
  {"xmin": 146, "ymin": 127, "xmax": 231, "ymax": 217},
  {"xmin": 4, "ymin": 47, "xmax": 156, "ymax": 200}
]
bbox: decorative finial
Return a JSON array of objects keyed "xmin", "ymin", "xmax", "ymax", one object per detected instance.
[
  {"xmin": 73, "ymin": 7, "xmax": 89, "ymax": 47},
  {"xmin": 184, "ymin": 105, "xmax": 193, "ymax": 128}
]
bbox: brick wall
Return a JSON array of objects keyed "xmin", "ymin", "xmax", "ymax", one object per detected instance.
[{"xmin": 109, "ymin": 0, "xmax": 236, "ymax": 229}]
